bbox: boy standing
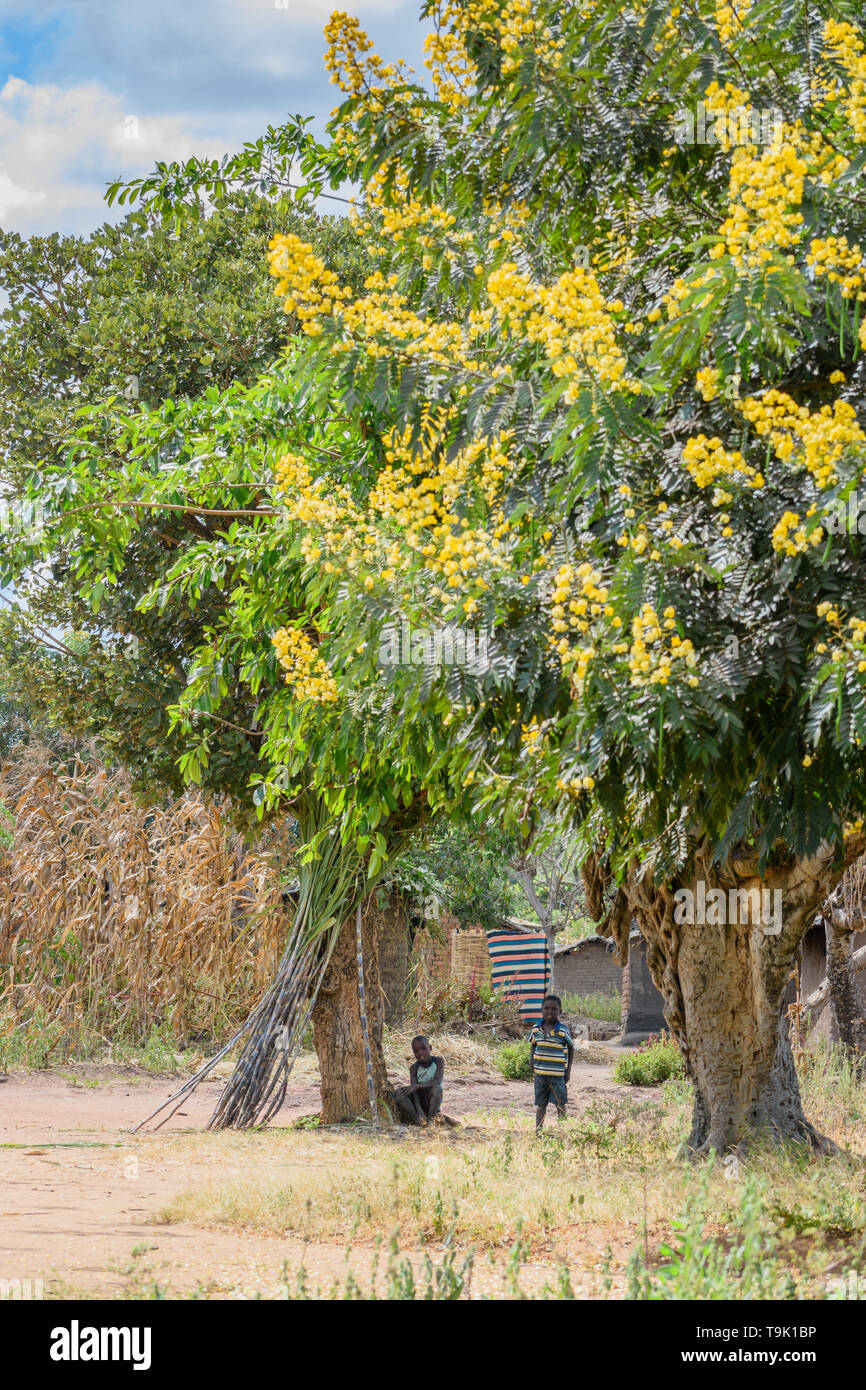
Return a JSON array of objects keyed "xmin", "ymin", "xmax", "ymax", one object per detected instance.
[{"xmin": 528, "ymin": 995, "xmax": 573, "ymax": 1131}]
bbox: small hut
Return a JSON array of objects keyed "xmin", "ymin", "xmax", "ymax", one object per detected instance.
[
  {"xmin": 554, "ymin": 934, "xmax": 622, "ymax": 998},
  {"xmin": 620, "ymin": 926, "xmax": 667, "ymax": 1045}
]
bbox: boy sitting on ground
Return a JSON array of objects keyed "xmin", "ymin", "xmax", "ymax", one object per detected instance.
[
  {"xmin": 528, "ymin": 995, "xmax": 574, "ymax": 1132},
  {"xmin": 395, "ymin": 1035, "xmax": 444, "ymax": 1126}
]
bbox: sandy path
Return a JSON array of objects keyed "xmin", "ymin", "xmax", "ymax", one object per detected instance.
[{"xmin": 0, "ymin": 1059, "xmax": 633, "ymax": 1299}]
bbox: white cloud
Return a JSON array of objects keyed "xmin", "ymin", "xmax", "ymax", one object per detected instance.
[
  {"xmin": 0, "ymin": 77, "xmax": 226, "ymax": 233},
  {"xmin": 231, "ymin": 0, "xmax": 406, "ymax": 20},
  {"xmin": 0, "ymin": 170, "xmax": 42, "ymax": 222},
  {"xmin": 0, "ymin": 0, "xmax": 427, "ymax": 234}
]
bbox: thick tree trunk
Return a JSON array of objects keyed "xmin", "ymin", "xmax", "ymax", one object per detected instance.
[
  {"xmin": 311, "ymin": 900, "xmax": 394, "ymax": 1124},
  {"xmin": 546, "ymin": 924, "xmax": 556, "ymax": 995},
  {"xmin": 668, "ymin": 912, "xmax": 822, "ymax": 1152},
  {"xmin": 600, "ymin": 841, "xmax": 861, "ymax": 1154}
]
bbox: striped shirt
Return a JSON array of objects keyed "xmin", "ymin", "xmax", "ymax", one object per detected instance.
[{"xmin": 528, "ymin": 1021, "xmax": 573, "ymax": 1076}]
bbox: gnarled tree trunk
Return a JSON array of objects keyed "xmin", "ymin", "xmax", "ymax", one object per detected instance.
[
  {"xmin": 311, "ymin": 899, "xmax": 394, "ymax": 1124},
  {"xmin": 590, "ymin": 838, "xmax": 865, "ymax": 1154}
]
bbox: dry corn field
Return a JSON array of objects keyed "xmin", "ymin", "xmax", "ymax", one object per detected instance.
[{"xmin": 0, "ymin": 747, "xmax": 291, "ymax": 1061}]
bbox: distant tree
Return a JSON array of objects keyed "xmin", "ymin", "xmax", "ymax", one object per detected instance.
[{"xmin": 393, "ymin": 819, "xmax": 524, "ymax": 929}]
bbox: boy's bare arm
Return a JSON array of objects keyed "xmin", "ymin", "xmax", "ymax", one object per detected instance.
[{"xmin": 565, "ymin": 1038, "xmax": 574, "ymax": 1081}]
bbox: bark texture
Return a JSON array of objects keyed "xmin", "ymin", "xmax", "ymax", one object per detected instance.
[
  {"xmin": 545, "ymin": 925, "xmax": 556, "ymax": 995},
  {"xmin": 311, "ymin": 900, "xmax": 394, "ymax": 1124}
]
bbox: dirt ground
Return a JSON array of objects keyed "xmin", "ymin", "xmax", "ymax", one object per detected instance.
[{"xmin": 0, "ymin": 1053, "xmax": 643, "ymax": 1299}]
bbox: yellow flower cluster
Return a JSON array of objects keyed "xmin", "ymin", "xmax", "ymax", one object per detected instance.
[
  {"xmin": 423, "ymin": 2, "xmax": 476, "ymax": 110},
  {"xmin": 557, "ymin": 773, "xmax": 596, "ymax": 797},
  {"xmin": 696, "ymin": 367, "xmax": 722, "ymax": 401},
  {"xmin": 367, "ymin": 427, "xmax": 514, "ymax": 600},
  {"xmin": 267, "ymin": 233, "xmax": 351, "ymax": 335},
  {"xmin": 324, "ymin": 11, "xmax": 411, "ymax": 99},
  {"xmin": 771, "ymin": 510, "xmax": 824, "ymax": 557},
  {"xmin": 704, "ymin": 81, "xmax": 764, "ymax": 152},
  {"xmin": 520, "ymin": 719, "xmax": 545, "ymax": 752},
  {"xmin": 273, "ymin": 409, "xmax": 521, "ymax": 619},
  {"xmin": 534, "ymin": 268, "xmax": 634, "ymax": 397},
  {"xmin": 715, "ymin": 0, "xmax": 751, "ymax": 45},
  {"xmin": 427, "ymin": 0, "xmax": 565, "ymax": 82},
  {"xmin": 348, "ymin": 284, "xmax": 488, "ymax": 365},
  {"xmin": 545, "ymin": 564, "xmax": 702, "ymax": 696},
  {"xmin": 275, "ymin": 452, "xmax": 312, "ymax": 493},
  {"xmin": 807, "ymin": 235, "xmax": 866, "ymax": 300},
  {"xmin": 816, "ymin": 600, "xmax": 866, "ymax": 674},
  {"xmin": 487, "ymin": 261, "xmax": 535, "ymax": 326},
  {"xmin": 823, "ymin": 19, "xmax": 866, "ymax": 145},
  {"xmin": 682, "ymin": 434, "xmax": 762, "ymax": 493},
  {"xmin": 488, "ymin": 261, "xmax": 636, "ymax": 398},
  {"xmin": 550, "ymin": 562, "xmax": 612, "ymax": 634},
  {"xmin": 548, "ymin": 560, "xmax": 615, "ymax": 685},
  {"xmin": 661, "ymin": 269, "xmax": 717, "ymax": 321},
  {"xmin": 273, "ymin": 627, "xmax": 340, "ymax": 704},
  {"xmin": 274, "ymin": 451, "xmax": 361, "ymax": 567},
  {"xmin": 628, "ymin": 605, "xmax": 698, "ymax": 689},
  {"xmin": 615, "ymin": 499, "xmax": 687, "ymax": 558},
  {"xmin": 268, "ymin": 231, "xmax": 497, "ymax": 371},
  {"xmin": 737, "ymin": 390, "xmax": 865, "ymax": 489},
  {"xmin": 496, "ymin": 0, "xmax": 564, "ymax": 77},
  {"xmin": 379, "ymin": 196, "xmax": 457, "ymax": 246},
  {"xmin": 421, "ymin": 0, "xmax": 566, "ymax": 111},
  {"xmin": 353, "ymin": 166, "xmax": 477, "ymax": 273},
  {"xmin": 712, "ymin": 138, "xmax": 807, "ymax": 268},
  {"xmin": 795, "ymin": 127, "xmax": 850, "ymax": 187}
]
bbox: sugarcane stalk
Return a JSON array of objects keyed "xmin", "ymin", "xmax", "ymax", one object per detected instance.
[
  {"xmin": 356, "ymin": 896, "xmax": 380, "ymax": 1129},
  {"xmin": 135, "ymin": 793, "xmax": 361, "ymax": 1132}
]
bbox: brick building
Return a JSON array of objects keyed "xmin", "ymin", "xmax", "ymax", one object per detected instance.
[
  {"xmin": 620, "ymin": 926, "xmax": 667, "ymax": 1044},
  {"xmin": 553, "ymin": 934, "xmax": 621, "ymax": 997}
]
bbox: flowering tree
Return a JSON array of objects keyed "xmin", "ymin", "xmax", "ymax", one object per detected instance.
[
  {"xmin": 252, "ymin": 0, "xmax": 866, "ymax": 1150},
  {"xmin": 0, "ymin": 202, "xmax": 451, "ymax": 1126}
]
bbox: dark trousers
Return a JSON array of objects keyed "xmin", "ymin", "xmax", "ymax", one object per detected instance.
[{"xmin": 395, "ymin": 1083, "xmax": 443, "ymax": 1124}]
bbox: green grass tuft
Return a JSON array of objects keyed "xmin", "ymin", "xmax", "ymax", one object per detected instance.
[
  {"xmin": 614, "ymin": 1035, "xmax": 684, "ymax": 1086},
  {"xmin": 493, "ymin": 1039, "xmax": 533, "ymax": 1080}
]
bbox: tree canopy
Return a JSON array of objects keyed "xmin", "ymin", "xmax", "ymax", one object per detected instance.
[
  {"xmin": 206, "ymin": 0, "xmax": 866, "ymax": 886},
  {"xmin": 6, "ymin": 0, "xmax": 866, "ymax": 1142}
]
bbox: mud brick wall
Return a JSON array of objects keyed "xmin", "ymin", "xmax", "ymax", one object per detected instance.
[
  {"xmin": 370, "ymin": 894, "xmax": 411, "ymax": 1025},
  {"xmin": 411, "ymin": 911, "xmax": 461, "ymax": 984},
  {"xmin": 621, "ymin": 928, "xmax": 667, "ymax": 1044},
  {"xmin": 555, "ymin": 938, "xmax": 621, "ymax": 997}
]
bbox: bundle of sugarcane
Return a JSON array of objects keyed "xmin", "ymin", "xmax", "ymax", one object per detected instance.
[{"xmin": 135, "ymin": 794, "xmax": 362, "ymax": 1132}]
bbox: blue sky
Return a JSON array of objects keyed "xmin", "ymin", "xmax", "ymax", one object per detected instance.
[{"xmin": 0, "ymin": 0, "xmax": 426, "ymax": 234}]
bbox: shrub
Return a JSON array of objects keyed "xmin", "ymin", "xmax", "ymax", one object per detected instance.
[
  {"xmin": 421, "ymin": 979, "xmax": 524, "ymax": 1037},
  {"xmin": 494, "ymin": 1039, "xmax": 533, "ymax": 1080},
  {"xmin": 614, "ymin": 1034, "xmax": 684, "ymax": 1086},
  {"xmin": 561, "ymin": 989, "xmax": 621, "ymax": 1023}
]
